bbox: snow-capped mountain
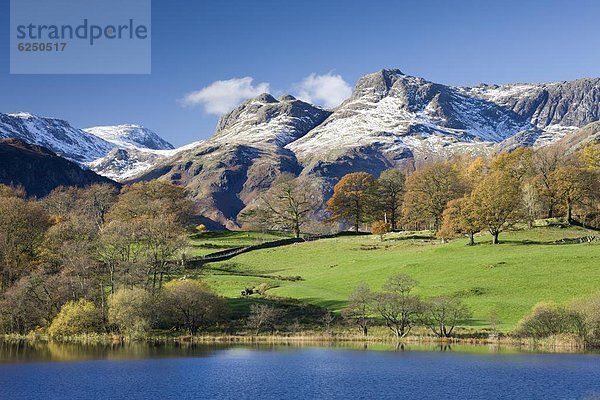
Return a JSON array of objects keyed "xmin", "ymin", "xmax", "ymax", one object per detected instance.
[
  {"xmin": 464, "ymin": 78, "xmax": 600, "ymax": 129},
  {"xmin": 88, "ymin": 140, "xmax": 203, "ymax": 181},
  {"xmin": 212, "ymin": 94, "xmax": 331, "ymax": 146},
  {"xmin": 84, "ymin": 124, "xmax": 174, "ymax": 151},
  {"xmin": 134, "ymin": 94, "xmax": 330, "ymax": 228},
  {"xmin": 136, "ymin": 69, "xmax": 600, "ymax": 228},
  {"xmin": 3, "ymin": 68, "xmax": 599, "ymax": 227},
  {"xmin": 0, "ymin": 113, "xmax": 177, "ymax": 180},
  {"xmin": 0, "ymin": 112, "xmax": 115, "ymax": 163},
  {"xmin": 288, "ymin": 69, "xmax": 538, "ymax": 181}
]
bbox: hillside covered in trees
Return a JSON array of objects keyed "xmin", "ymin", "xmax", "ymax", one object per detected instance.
[{"xmin": 0, "ymin": 140, "xmax": 599, "ymax": 346}]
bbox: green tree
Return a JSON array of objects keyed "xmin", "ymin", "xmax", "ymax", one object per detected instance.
[{"xmin": 48, "ymin": 299, "xmax": 102, "ymax": 337}]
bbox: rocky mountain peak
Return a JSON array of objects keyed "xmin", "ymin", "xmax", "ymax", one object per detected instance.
[
  {"xmin": 213, "ymin": 93, "xmax": 331, "ymax": 146},
  {"xmin": 279, "ymin": 94, "xmax": 297, "ymax": 101},
  {"xmin": 0, "ymin": 112, "xmax": 115, "ymax": 163}
]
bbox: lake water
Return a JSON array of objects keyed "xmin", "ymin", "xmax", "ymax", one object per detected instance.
[{"xmin": 1, "ymin": 341, "xmax": 599, "ymax": 399}]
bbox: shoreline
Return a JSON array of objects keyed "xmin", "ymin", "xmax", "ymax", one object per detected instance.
[{"xmin": 2, "ymin": 332, "xmax": 592, "ymax": 355}]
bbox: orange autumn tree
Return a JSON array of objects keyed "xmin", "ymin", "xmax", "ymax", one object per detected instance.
[
  {"xmin": 437, "ymin": 196, "xmax": 481, "ymax": 245},
  {"xmin": 327, "ymin": 172, "xmax": 374, "ymax": 232},
  {"xmin": 402, "ymin": 161, "xmax": 464, "ymax": 231}
]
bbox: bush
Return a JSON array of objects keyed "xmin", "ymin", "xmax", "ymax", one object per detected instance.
[
  {"xmin": 569, "ymin": 293, "xmax": 600, "ymax": 344},
  {"xmin": 48, "ymin": 299, "xmax": 102, "ymax": 337},
  {"xmin": 371, "ymin": 221, "xmax": 389, "ymax": 241},
  {"xmin": 160, "ymin": 280, "xmax": 229, "ymax": 335},
  {"xmin": 108, "ymin": 288, "xmax": 154, "ymax": 337},
  {"xmin": 515, "ymin": 302, "xmax": 585, "ymax": 339}
]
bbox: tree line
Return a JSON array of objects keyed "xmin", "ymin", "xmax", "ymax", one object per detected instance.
[
  {"xmin": 0, "ymin": 181, "xmax": 212, "ymax": 335},
  {"xmin": 342, "ymin": 275, "xmax": 471, "ymax": 338},
  {"xmin": 243, "ymin": 143, "xmax": 600, "ymax": 244}
]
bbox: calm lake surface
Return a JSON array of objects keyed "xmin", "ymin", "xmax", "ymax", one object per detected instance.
[{"xmin": 1, "ymin": 341, "xmax": 599, "ymax": 399}]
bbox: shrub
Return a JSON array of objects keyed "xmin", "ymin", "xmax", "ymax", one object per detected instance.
[
  {"xmin": 108, "ymin": 288, "xmax": 154, "ymax": 337},
  {"xmin": 569, "ymin": 293, "xmax": 600, "ymax": 344},
  {"xmin": 160, "ymin": 280, "xmax": 229, "ymax": 335},
  {"xmin": 48, "ymin": 299, "xmax": 102, "ymax": 337},
  {"xmin": 515, "ymin": 302, "xmax": 585, "ymax": 339}
]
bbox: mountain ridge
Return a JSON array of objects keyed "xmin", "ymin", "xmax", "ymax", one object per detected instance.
[{"xmin": 2, "ymin": 68, "xmax": 599, "ymax": 227}]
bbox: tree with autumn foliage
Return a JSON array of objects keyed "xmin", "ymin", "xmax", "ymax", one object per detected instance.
[
  {"xmin": 402, "ymin": 161, "xmax": 464, "ymax": 231},
  {"xmin": 368, "ymin": 169, "xmax": 406, "ymax": 231},
  {"xmin": 371, "ymin": 220, "xmax": 389, "ymax": 241},
  {"xmin": 327, "ymin": 172, "xmax": 375, "ymax": 232},
  {"xmin": 551, "ymin": 165, "xmax": 599, "ymax": 223},
  {"xmin": 437, "ymin": 196, "xmax": 481, "ymax": 245},
  {"xmin": 530, "ymin": 147, "xmax": 568, "ymax": 218},
  {"xmin": 469, "ymin": 170, "xmax": 522, "ymax": 244}
]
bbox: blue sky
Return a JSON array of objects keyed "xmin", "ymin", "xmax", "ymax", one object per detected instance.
[{"xmin": 1, "ymin": 0, "xmax": 599, "ymax": 146}]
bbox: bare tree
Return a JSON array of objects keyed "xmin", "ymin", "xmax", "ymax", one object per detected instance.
[
  {"xmin": 342, "ymin": 283, "xmax": 373, "ymax": 336},
  {"xmin": 422, "ymin": 296, "xmax": 472, "ymax": 338},
  {"xmin": 246, "ymin": 304, "xmax": 283, "ymax": 335},
  {"xmin": 255, "ymin": 173, "xmax": 322, "ymax": 238},
  {"xmin": 375, "ymin": 274, "xmax": 422, "ymax": 337}
]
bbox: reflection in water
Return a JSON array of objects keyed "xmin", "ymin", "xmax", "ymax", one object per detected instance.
[
  {"xmin": 0, "ymin": 340, "xmax": 221, "ymax": 363},
  {"xmin": 1, "ymin": 339, "xmax": 594, "ymax": 363},
  {"xmin": 1, "ymin": 341, "xmax": 600, "ymax": 400}
]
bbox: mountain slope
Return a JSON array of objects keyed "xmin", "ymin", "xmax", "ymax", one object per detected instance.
[
  {"xmin": 84, "ymin": 124, "xmax": 174, "ymax": 150},
  {"xmin": 465, "ymin": 78, "xmax": 600, "ymax": 129},
  {"xmin": 135, "ymin": 69, "xmax": 600, "ymax": 228},
  {"xmin": 0, "ymin": 138, "xmax": 117, "ymax": 197},
  {"xmin": 553, "ymin": 121, "xmax": 600, "ymax": 151},
  {"xmin": 87, "ymin": 140, "xmax": 204, "ymax": 181},
  {"xmin": 134, "ymin": 94, "xmax": 331, "ymax": 228},
  {"xmin": 288, "ymin": 69, "xmax": 537, "ymax": 184},
  {"xmin": 0, "ymin": 112, "xmax": 115, "ymax": 163}
]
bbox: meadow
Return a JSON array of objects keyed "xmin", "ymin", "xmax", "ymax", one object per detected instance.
[{"xmin": 189, "ymin": 225, "xmax": 600, "ymax": 331}]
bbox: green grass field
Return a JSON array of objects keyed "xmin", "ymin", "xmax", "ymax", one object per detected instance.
[
  {"xmin": 188, "ymin": 230, "xmax": 292, "ymax": 257},
  {"xmin": 189, "ymin": 226, "xmax": 600, "ymax": 331}
]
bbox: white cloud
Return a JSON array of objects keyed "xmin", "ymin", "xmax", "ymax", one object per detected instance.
[
  {"xmin": 181, "ymin": 77, "xmax": 270, "ymax": 115},
  {"xmin": 295, "ymin": 72, "xmax": 352, "ymax": 108}
]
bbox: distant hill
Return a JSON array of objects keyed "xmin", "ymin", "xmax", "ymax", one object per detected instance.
[{"xmin": 0, "ymin": 138, "xmax": 118, "ymax": 197}]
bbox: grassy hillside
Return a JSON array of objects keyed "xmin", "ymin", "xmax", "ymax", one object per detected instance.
[
  {"xmin": 191, "ymin": 226, "xmax": 600, "ymax": 331},
  {"xmin": 188, "ymin": 231, "xmax": 293, "ymax": 257}
]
